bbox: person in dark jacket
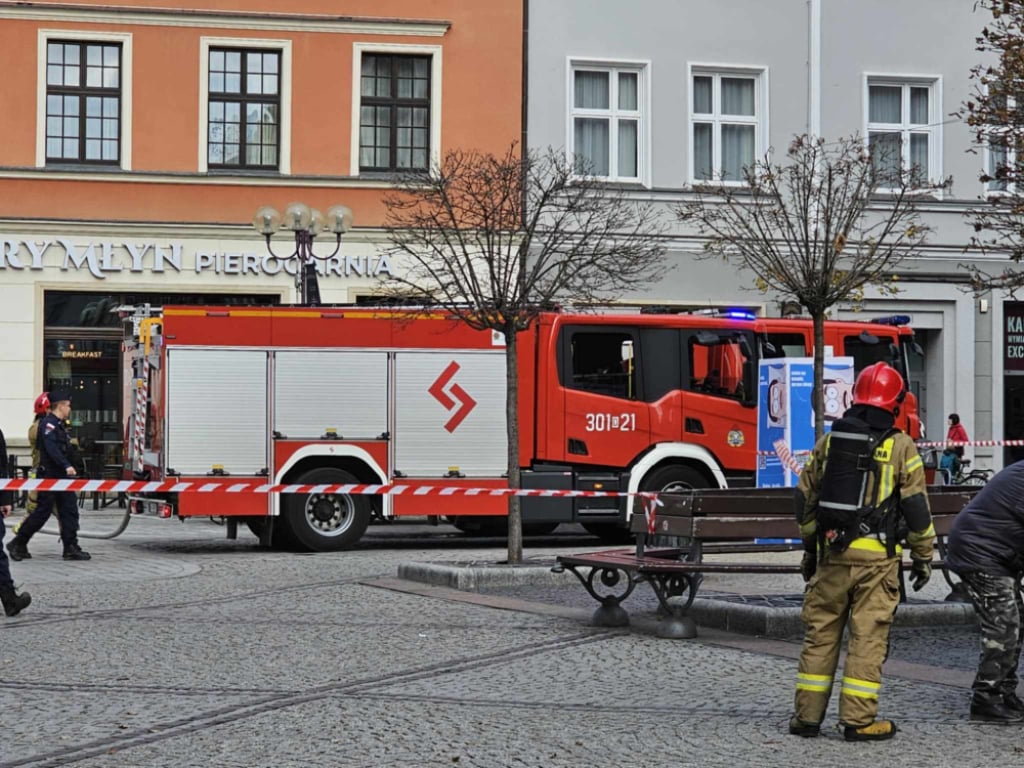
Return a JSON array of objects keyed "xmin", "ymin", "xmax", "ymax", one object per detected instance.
[
  {"xmin": 0, "ymin": 426, "xmax": 31, "ymax": 616},
  {"xmin": 6, "ymin": 391, "xmax": 90, "ymax": 562},
  {"xmin": 946, "ymin": 462, "xmax": 1024, "ymax": 723}
]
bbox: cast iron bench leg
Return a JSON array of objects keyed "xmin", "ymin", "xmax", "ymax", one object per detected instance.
[
  {"xmin": 645, "ymin": 572, "xmax": 699, "ymax": 639},
  {"xmin": 558, "ymin": 564, "xmax": 637, "ymax": 627}
]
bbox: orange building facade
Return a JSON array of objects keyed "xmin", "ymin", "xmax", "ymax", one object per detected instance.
[{"xmin": 0, "ymin": 0, "xmax": 523, "ymax": 468}]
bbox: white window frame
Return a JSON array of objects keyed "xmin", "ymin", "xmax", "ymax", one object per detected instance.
[
  {"xmin": 566, "ymin": 58, "xmax": 650, "ymax": 186},
  {"xmin": 983, "ymin": 94, "xmax": 1017, "ymax": 197},
  {"xmin": 350, "ymin": 42, "xmax": 442, "ymax": 177},
  {"xmin": 687, "ymin": 64, "xmax": 768, "ymax": 186},
  {"xmin": 863, "ymin": 74, "xmax": 942, "ymax": 189},
  {"xmin": 36, "ymin": 28, "xmax": 133, "ymax": 170},
  {"xmin": 199, "ymin": 36, "xmax": 292, "ymax": 174}
]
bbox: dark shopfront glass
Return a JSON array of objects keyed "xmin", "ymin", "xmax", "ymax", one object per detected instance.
[{"xmin": 43, "ymin": 290, "xmax": 278, "ymax": 478}]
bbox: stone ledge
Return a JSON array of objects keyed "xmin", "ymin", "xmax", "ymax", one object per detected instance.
[
  {"xmin": 398, "ymin": 559, "xmax": 574, "ymax": 591},
  {"xmin": 690, "ymin": 595, "xmax": 976, "ymax": 638}
]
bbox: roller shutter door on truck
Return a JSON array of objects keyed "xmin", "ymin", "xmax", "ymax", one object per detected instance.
[
  {"xmin": 274, "ymin": 351, "xmax": 388, "ymax": 439},
  {"xmin": 165, "ymin": 349, "xmax": 268, "ymax": 476}
]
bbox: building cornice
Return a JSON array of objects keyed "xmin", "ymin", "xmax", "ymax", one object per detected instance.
[
  {"xmin": 0, "ymin": 167, "xmax": 400, "ymax": 189},
  {"xmin": 0, "ymin": 2, "xmax": 451, "ymax": 36}
]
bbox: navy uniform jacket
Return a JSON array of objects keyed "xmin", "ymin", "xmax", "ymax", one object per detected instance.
[{"xmin": 36, "ymin": 413, "xmax": 74, "ymax": 478}]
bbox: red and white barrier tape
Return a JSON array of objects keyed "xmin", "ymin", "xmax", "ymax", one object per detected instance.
[
  {"xmin": 0, "ymin": 477, "xmax": 663, "ymax": 498},
  {"xmin": 916, "ymin": 439, "xmax": 1024, "ymax": 448}
]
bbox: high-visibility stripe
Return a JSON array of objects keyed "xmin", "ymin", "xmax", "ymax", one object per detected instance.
[
  {"xmin": 847, "ymin": 537, "xmax": 902, "ymax": 554},
  {"xmin": 905, "ymin": 455, "xmax": 923, "ymax": 474},
  {"xmin": 907, "ymin": 523, "xmax": 935, "ymax": 542},
  {"xmin": 796, "ymin": 672, "xmax": 833, "ymax": 693},
  {"xmin": 841, "ymin": 676, "xmax": 880, "ymax": 700},
  {"xmin": 875, "ymin": 463, "xmax": 894, "ymax": 505}
]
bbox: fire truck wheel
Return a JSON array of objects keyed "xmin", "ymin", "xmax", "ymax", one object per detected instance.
[
  {"xmin": 283, "ymin": 467, "xmax": 372, "ymax": 551},
  {"xmin": 639, "ymin": 464, "xmax": 711, "ymax": 546},
  {"xmin": 641, "ymin": 464, "xmax": 709, "ymax": 496}
]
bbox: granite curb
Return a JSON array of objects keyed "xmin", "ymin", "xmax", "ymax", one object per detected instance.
[
  {"xmin": 397, "ymin": 559, "xmax": 577, "ymax": 590},
  {"xmin": 688, "ymin": 596, "xmax": 976, "ymax": 638},
  {"xmin": 399, "ymin": 559, "xmax": 978, "ymax": 638}
]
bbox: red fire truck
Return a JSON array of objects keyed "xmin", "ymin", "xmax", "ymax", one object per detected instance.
[{"xmin": 121, "ymin": 304, "xmax": 922, "ymax": 550}]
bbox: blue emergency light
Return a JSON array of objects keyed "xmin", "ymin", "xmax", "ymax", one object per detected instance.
[
  {"xmin": 870, "ymin": 314, "xmax": 911, "ymax": 326},
  {"xmin": 724, "ymin": 309, "xmax": 756, "ymax": 320}
]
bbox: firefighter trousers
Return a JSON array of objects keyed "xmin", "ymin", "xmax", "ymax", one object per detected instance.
[{"xmin": 794, "ymin": 555, "xmax": 900, "ymax": 727}]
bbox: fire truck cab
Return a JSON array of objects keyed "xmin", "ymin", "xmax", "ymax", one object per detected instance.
[{"xmin": 122, "ymin": 305, "xmax": 921, "ymax": 550}]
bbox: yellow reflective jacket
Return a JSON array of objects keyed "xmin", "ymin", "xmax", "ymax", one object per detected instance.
[{"xmin": 796, "ymin": 428, "xmax": 934, "ymax": 563}]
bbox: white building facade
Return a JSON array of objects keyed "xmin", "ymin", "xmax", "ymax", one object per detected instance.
[{"xmin": 528, "ymin": 0, "xmax": 1011, "ymax": 467}]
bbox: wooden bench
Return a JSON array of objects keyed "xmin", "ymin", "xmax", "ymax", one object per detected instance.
[{"xmin": 553, "ymin": 485, "xmax": 978, "ymax": 639}]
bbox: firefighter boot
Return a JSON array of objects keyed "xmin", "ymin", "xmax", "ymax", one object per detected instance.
[
  {"xmin": 6, "ymin": 538, "xmax": 30, "ymax": 561},
  {"xmin": 788, "ymin": 717, "xmax": 820, "ymax": 738},
  {"xmin": 62, "ymin": 543, "xmax": 91, "ymax": 561},
  {"xmin": 970, "ymin": 693, "xmax": 1024, "ymax": 723},
  {"xmin": 843, "ymin": 719, "xmax": 897, "ymax": 742},
  {"xmin": 0, "ymin": 587, "xmax": 31, "ymax": 617}
]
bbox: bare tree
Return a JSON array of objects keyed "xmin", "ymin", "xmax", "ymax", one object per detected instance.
[
  {"xmin": 378, "ymin": 143, "xmax": 667, "ymax": 562},
  {"xmin": 677, "ymin": 134, "xmax": 937, "ymax": 439},
  {"xmin": 959, "ymin": 0, "xmax": 1024, "ymax": 293}
]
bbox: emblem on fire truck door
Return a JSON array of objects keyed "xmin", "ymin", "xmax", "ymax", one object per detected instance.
[{"xmin": 428, "ymin": 361, "xmax": 478, "ymax": 433}]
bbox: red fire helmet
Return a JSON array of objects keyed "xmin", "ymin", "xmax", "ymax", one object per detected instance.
[
  {"xmin": 34, "ymin": 392, "xmax": 51, "ymax": 415},
  {"xmin": 852, "ymin": 362, "xmax": 905, "ymax": 413}
]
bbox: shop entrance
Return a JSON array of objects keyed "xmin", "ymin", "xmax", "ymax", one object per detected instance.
[
  {"xmin": 43, "ymin": 291, "xmax": 278, "ymax": 480},
  {"xmin": 1004, "ymin": 375, "xmax": 1024, "ymax": 466}
]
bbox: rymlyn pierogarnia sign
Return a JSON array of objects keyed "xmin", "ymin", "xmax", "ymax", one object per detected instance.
[{"xmin": 0, "ymin": 238, "xmax": 393, "ymax": 280}]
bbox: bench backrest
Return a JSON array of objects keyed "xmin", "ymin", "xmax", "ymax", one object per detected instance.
[{"xmin": 631, "ymin": 485, "xmax": 977, "ymax": 541}]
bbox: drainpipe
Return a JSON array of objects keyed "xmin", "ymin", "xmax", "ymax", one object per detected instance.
[{"xmin": 808, "ymin": 0, "xmax": 821, "ymax": 138}]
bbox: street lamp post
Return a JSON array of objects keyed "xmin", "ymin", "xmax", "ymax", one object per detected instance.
[{"xmin": 252, "ymin": 202, "xmax": 354, "ymax": 305}]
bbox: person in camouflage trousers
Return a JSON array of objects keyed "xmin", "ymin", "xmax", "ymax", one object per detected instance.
[{"xmin": 946, "ymin": 462, "xmax": 1024, "ymax": 723}]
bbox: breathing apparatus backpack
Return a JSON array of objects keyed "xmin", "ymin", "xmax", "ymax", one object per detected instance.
[{"xmin": 815, "ymin": 415, "xmax": 899, "ymax": 555}]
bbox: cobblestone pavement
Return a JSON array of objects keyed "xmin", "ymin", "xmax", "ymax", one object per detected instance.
[{"xmin": 0, "ymin": 512, "xmax": 1019, "ymax": 768}]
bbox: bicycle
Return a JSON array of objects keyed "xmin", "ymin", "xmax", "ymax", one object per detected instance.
[{"xmin": 940, "ymin": 457, "xmax": 992, "ymax": 486}]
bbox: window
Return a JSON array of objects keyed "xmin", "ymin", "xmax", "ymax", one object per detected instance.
[
  {"xmin": 866, "ymin": 79, "xmax": 938, "ymax": 186},
  {"xmin": 568, "ymin": 331, "xmax": 638, "ymax": 400},
  {"xmin": 207, "ymin": 48, "xmax": 280, "ymax": 169},
  {"xmin": 984, "ymin": 94, "xmax": 1017, "ymax": 195},
  {"xmin": 570, "ymin": 63, "xmax": 644, "ymax": 181},
  {"xmin": 45, "ymin": 41, "xmax": 121, "ymax": 164},
  {"xmin": 359, "ymin": 54, "xmax": 431, "ymax": 172},
  {"xmin": 690, "ymin": 69, "xmax": 763, "ymax": 183},
  {"xmin": 685, "ymin": 330, "xmax": 753, "ymax": 402}
]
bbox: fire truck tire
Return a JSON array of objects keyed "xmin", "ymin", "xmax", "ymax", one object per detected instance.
[
  {"xmin": 640, "ymin": 464, "xmax": 710, "ymax": 496},
  {"xmin": 638, "ymin": 463, "xmax": 711, "ymax": 547},
  {"xmin": 282, "ymin": 468, "xmax": 371, "ymax": 551}
]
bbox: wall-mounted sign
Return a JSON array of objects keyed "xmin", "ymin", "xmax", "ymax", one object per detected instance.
[
  {"xmin": 1006, "ymin": 302, "xmax": 1024, "ymax": 371},
  {"xmin": 0, "ymin": 238, "xmax": 393, "ymax": 280}
]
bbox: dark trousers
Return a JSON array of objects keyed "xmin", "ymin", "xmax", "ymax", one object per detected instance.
[
  {"xmin": 0, "ymin": 515, "xmax": 13, "ymax": 590},
  {"xmin": 960, "ymin": 571, "xmax": 1024, "ymax": 699},
  {"xmin": 18, "ymin": 490, "xmax": 79, "ymax": 549}
]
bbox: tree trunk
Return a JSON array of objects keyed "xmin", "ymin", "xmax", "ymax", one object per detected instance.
[
  {"xmin": 812, "ymin": 311, "xmax": 826, "ymax": 441},
  {"xmin": 505, "ymin": 324, "xmax": 523, "ymax": 564}
]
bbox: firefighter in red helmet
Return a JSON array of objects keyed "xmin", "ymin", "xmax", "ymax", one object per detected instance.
[
  {"xmin": 789, "ymin": 362, "xmax": 934, "ymax": 742},
  {"xmin": 12, "ymin": 393, "xmax": 52, "ymax": 536}
]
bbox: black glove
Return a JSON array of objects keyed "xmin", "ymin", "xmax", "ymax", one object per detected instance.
[
  {"xmin": 910, "ymin": 557, "xmax": 932, "ymax": 592},
  {"xmin": 801, "ymin": 551, "xmax": 817, "ymax": 583}
]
